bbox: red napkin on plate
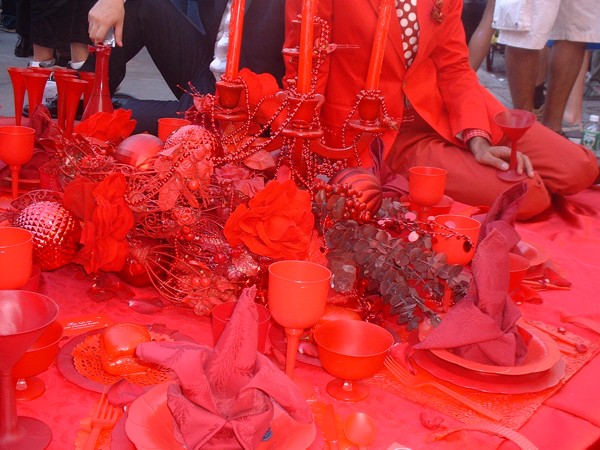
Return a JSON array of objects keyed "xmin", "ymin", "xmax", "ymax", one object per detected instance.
[
  {"xmin": 136, "ymin": 286, "xmax": 313, "ymax": 449},
  {"xmin": 415, "ymin": 183, "xmax": 529, "ymax": 366}
]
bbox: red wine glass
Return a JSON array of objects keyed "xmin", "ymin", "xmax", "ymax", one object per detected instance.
[{"xmin": 494, "ymin": 109, "xmax": 536, "ymax": 182}]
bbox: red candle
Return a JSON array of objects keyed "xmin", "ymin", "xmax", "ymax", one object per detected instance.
[
  {"xmin": 297, "ymin": 0, "xmax": 318, "ymax": 94},
  {"xmin": 365, "ymin": 0, "xmax": 395, "ymax": 91},
  {"xmin": 225, "ymin": 0, "xmax": 246, "ymax": 79}
]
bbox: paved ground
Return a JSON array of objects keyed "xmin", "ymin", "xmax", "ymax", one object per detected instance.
[{"xmin": 0, "ymin": 29, "xmax": 598, "ymax": 129}]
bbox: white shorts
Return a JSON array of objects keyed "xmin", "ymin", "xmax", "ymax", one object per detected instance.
[{"xmin": 494, "ymin": 0, "xmax": 600, "ymax": 49}]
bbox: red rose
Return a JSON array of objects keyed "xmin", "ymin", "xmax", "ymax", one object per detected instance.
[{"xmin": 224, "ymin": 180, "xmax": 314, "ymax": 260}]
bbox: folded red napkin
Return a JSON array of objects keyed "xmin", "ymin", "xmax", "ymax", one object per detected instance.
[
  {"xmin": 415, "ymin": 183, "xmax": 529, "ymax": 366},
  {"xmin": 136, "ymin": 286, "xmax": 313, "ymax": 450}
]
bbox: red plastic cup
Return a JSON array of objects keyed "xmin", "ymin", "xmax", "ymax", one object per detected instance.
[
  {"xmin": 0, "ymin": 227, "xmax": 33, "ymax": 289},
  {"xmin": 432, "ymin": 214, "xmax": 481, "ymax": 265},
  {"xmin": 157, "ymin": 118, "xmax": 191, "ymax": 141},
  {"xmin": 508, "ymin": 253, "xmax": 531, "ymax": 292},
  {"xmin": 211, "ymin": 301, "xmax": 271, "ymax": 353}
]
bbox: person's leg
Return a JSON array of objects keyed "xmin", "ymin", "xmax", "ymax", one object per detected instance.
[
  {"xmin": 461, "ymin": 1, "xmax": 486, "ymax": 44},
  {"xmin": 30, "ymin": 0, "xmax": 72, "ymax": 62},
  {"xmin": 386, "ymin": 125, "xmax": 552, "ymax": 220},
  {"xmin": 504, "ymin": 46, "xmax": 540, "ymax": 111},
  {"xmin": 497, "ymin": 0, "xmax": 560, "ymax": 111},
  {"xmin": 169, "ymin": 0, "xmax": 188, "ymax": 15},
  {"xmin": 385, "ymin": 122, "xmax": 597, "ymax": 220},
  {"xmin": 562, "ymin": 50, "xmax": 590, "ymax": 128},
  {"xmin": 585, "ymin": 50, "xmax": 600, "ymax": 99},
  {"xmin": 533, "ymin": 46, "xmax": 548, "ymax": 112},
  {"xmin": 467, "ymin": 0, "xmax": 495, "ymax": 70},
  {"xmin": 114, "ymin": 98, "xmax": 181, "ymax": 135},
  {"xmin": 14, "ymin": 0, "xmax": 32, "ymax": 57},
  {"xmin": 67, "ymin": 0, "xmax": 95, "ymax": 67},
  {"xmin": 590, "ymin": 50, "xmax": 600, "ymax": 82},
  {"xmin": 541, "ymin": 40, "xmax": 586, "ymax": 133},
  {"xmin": 0, "ymin": 0, "xmax": 17, "ymax": 30}
]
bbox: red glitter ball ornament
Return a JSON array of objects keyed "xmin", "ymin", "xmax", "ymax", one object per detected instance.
[
  {"xmin": 14, "ymin": 201, "xmax": 82, "ymax": 270},
  {"xmin": 114, "ymin": 134, "xmax": 164, "ymax": 167}
]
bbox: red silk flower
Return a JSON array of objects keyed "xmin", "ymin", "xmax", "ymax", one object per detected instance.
[
  {"xmin": 73, "ymin": 109, "xmax": 136, "ymax": 144},
  {"xmin": 223, "ymin": 179, "xmax": 314, "ymax": 260},
  {"xmin": 64, "ymin": 173, "xmax": 135, "ymax": 273}
]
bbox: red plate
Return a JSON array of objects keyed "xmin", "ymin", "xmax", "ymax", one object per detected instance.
[
  {"xmin": 56, "ymin": 325, "xmax": 195, "ymax": 393},
  {"xmin": 516, "ymin": 241, "xmax": 550, "ymax": 271},
  {"xmin": 411, "ymin": 340, "xmax": 566, "ymax": 394},
  {"xmin": 125, "ymin": 382, "xmax": 317, "ymax": 450},
  {"xmin": 418, "ymin": 320, "xmax": 561, "ymax": 376}
]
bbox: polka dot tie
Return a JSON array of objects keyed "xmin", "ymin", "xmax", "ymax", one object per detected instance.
[{"xmin": 395, "ymin": 0, "xmax": 419, "ymax": 67}]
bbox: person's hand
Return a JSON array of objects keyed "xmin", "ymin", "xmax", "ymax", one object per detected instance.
[
  {"xmin": 468, "ymin": 136, "xmax": 534, "ymax": 178},
  {"xmin": 88, "ymin": 0, "xmax": 125, "ymax": 46}
]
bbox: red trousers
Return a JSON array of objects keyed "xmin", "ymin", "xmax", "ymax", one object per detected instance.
[{"xmin": 386, "ymin": 120, "xmax": 598, "ymax": 220}]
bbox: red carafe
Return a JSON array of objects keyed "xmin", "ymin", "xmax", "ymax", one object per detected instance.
[{"xmin": 80, "ymin": 44, "xmax": 113, "ymax": 121}]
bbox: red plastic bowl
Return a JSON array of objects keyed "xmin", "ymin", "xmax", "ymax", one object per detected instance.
[
  {"xmin": 313, "ymin": 319, "xmax": 394, "ymax": 381},
  {"xmin": 13, "ymin": 320, "xmax": 64, "ymax": 378}
]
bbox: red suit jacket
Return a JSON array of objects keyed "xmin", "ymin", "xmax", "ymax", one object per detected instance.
[{"xmin": 285, "ymin": 0, "xmax": 505, "ymax": 151}]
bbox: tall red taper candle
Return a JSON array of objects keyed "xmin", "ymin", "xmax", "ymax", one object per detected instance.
[
  {"xmin": 224, "ymin": 0, "xmax": 246, "ymax": 79},
  {"xmin": 297, "ymin": 0, "xmax": 318, "ymax": 94},
  {"xmin": 365, "ymin": 0, "xmax": 395, "ymax": 91}
]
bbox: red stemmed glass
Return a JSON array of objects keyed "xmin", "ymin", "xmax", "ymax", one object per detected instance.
[
  {"xmin": 53, "ymin": 72, "xmax": 78, "ymax": 130},
  {"xmin": 409, "ymin": 166, "xmax": 447, "ymax": 221},
  {"xmin": 268, "ymin": 260, "xmax": 331, "ymax": 378},
  {"xmin": 313, "ymin": 319, "xmax": 394, "ymax": 402},
  {"xmin": 0, "ymin": 126, "xmax": 36, "ymax": 199},
  {"xmin": 494, "ymin": 109, "xmax": 536, "ymax": 182},
  {"xmin": 7, "ymin": 68, "xmax": 32, "ymax": 126},
  {"xmin": 63, "ymin": 78, "xmax": 88, "ymax": 136},
  {"xmin": 22, "ymin": 72, "xmax": 50, "ymax": 119},
  {"xmin": 0, "ymin": 291, "xmax": 59, "ymax": 450}
]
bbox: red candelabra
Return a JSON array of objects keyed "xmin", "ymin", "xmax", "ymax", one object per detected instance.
[{"xmin": 195, "ymin": 0, "xmax": 396, "ymax": 188}]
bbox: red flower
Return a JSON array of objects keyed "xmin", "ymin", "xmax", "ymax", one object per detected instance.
[
  {"xmin": 64, "ymin": 173, "xmax": 135, "ymax": 273},
  {"xmin": 238, "ymin": 68, "xmax": 282, "ymax": 125},
  {"xmin": 73, "ymin": 109, "xmax": 137, "ymax": 144},
  {"xmin": 223, "ymin": 180, "xmax": 314, "ymax": 260}
]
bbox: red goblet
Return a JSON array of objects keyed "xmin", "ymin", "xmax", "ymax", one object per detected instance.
[
  {"xmin": 157, "ymin": 118, "xmax": 191, "ymax": 141},
  {"xmin": 494, "ymin": 109, "xmax": 536, "ymax": 182},
  {"xmin": 313, "ymin": 319, "xmax": 394, "ymax": 402},
  {"xmin": 0, "ymin": 125, "xmax": 36, "ymax": 199},
  {"xmin": 0, "ymin": 290, "xmax": 59, "ymax": 450},
  {"xmin": 268, "ymin": 260, "xmax": 331, "ymax": 378},
  {"xmin": 12, "ymin": 321, "xmax": 63, "ymax": 401},
  {"xmin": 408, "ymin": 166, "xmax": 447, "ymax": 221}
]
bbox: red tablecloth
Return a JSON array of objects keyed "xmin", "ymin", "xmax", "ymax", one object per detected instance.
[{"xmin": 10, "ymin": 187, "xmax": 600, "ymax": 450}]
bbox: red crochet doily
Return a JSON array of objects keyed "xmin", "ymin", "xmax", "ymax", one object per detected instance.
[{"xmin": 71, "ymin": 331, "xmax": 174, "ymax": 386}]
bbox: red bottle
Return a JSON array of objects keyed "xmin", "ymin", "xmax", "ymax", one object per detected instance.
[{"xmin": 81, "ymin": 44, "xmax": 113, "ymax": 121}]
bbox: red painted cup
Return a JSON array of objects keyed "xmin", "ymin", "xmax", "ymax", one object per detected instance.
[
  {"xmin": 157, "ymin": 118, "xmax": 191, "ymax": 141},
  {"xmin": 211, "ymin": 301, "xmax": 271, "ymax": 353}
]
